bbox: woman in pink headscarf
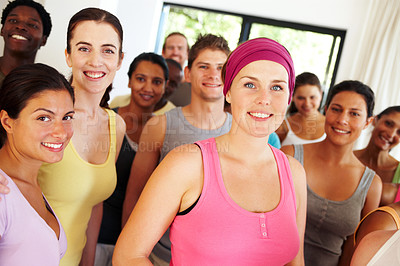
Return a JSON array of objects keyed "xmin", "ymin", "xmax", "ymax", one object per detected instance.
[{"xmin": 113, "ymin": 38, "xmax": 307, "ymax": 266}]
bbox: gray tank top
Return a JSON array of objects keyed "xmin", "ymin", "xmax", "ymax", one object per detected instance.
[
  {"xmin": 293, "ymin": 144, "xmax": 375, "ymax": 266},
  {"xmin": 153, "ymin": 107, "xmax": 232, "ymax": 262},
  {"xmin": 159, "ymin": 107, "xmax": 232, "ymax": 162}
]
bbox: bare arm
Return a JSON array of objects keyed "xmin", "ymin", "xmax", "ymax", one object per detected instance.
[
  {"xmin": 362, "ymin": 174, "xmax": 382, "ymax": 217},
  {"xmin": 79, "ymin": 203, "xmax": 103, "ymax": 266},
  {"xmin": 113, "ymin": 145, "xmax": 203, "ymax": 266},
  {"xmin": 381, "ymin": 183, "xmax": 399, "ymax": 206},
  {"xmin": 339, "ymin": 174, "xmax": 383, "ymax": 265},
  {"xmin": 121, "ymin": 115, "xmax": 166, "ymax": 226},
  {"xmin": 286, "ymin": 156, "xmax": 307, "ymax": 266},
  {"xmin": 115, "ymin": 113, "xmax": 126, "ymax": 162},
  {"xmin": 351, "ymin": 229, "xmax": 395, "ymax": 266}
]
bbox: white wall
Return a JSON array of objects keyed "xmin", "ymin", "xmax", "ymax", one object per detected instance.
[
  {"xmin": 1, "ymin": 0, "xmax": 397, "ymax": 156},
  {"xmin": 0, "ymin": 0, "xmax": 370, "ymax": 98},
  {"xmin": 0, "ymin": 0, "xmax": 396, "ymax": 157},
  {"xmin": 0, "ymin": 0, "xmax": 365, "ymax": 99},
  {"xmin": 109, "ymin": 0, "xmax": 370, "ymax": 98}
]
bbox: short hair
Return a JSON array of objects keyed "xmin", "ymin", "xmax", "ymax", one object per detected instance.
[
  {"xmin": 165, "ymin": 58, "xmax": 182, "ymax": 71},
  {"xmin": 324, "ymin": 80, "xmax": 375, "ymax": 118},
  {"xmin": 187, "ymin": 34, "xmax": 230, "ymax": 69},
  {"xmin": 377, "ymin": 106, "xmax": 400, "ymax": 119},
  {"xmin": 0, "ymin": 63, "xmax": 74, "ymax": 148},
  {"xmin": 128, "ymin": 52, "xmax": 169, "ymax": 81},
  {"xmin": 66, "ymin": 7, "xmax": 123, "ymax": 109},
  {"xmin": 1, "ymin": 0, "xmax": 52, "ymax": 37},
  {"xmin": 288, "ymin": 72, "xmax": 322, "ymax": 114},
  {"xmin": 162, "ymin": 32, "xmax": 189, "ymax": 54}
]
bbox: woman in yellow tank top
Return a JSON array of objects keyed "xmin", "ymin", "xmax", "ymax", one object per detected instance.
[{"xmin": 37, "ymin": 8, "xmax": 126, "ymax": 266}]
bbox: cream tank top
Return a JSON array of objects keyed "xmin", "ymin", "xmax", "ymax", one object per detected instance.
[{"xmin": 281, "ymin": 117, "xmax": 326, "ymax": 146}]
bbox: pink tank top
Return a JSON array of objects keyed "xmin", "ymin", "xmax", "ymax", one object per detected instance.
[{"xmin": 169, "ymin": 138, "xmax": 299, "ymax": 265}]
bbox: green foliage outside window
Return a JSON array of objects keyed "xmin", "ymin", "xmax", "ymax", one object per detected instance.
[
  {"xmin": 160, "ymin": 4, "xmax": 344, "ymax": 90},
  {"xmin": 163, "ymin": 6, "xmax": 242, "ymax": 51}
]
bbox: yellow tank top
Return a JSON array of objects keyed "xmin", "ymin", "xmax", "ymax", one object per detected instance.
[{"xmin": 38, "ymin": 108, "xmax": 117, "ymax": 266}]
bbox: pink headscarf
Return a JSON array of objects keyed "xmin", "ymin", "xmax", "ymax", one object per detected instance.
[{"xmin": 223, "ymin": 38, "xmax": 295, "ymax": 103}]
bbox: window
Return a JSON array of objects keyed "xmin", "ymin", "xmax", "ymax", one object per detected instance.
[{"xmin": 157, "ymin": 3, "xmax": 346, "ymax": 91}]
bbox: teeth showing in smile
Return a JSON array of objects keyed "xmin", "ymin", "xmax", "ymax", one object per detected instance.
[
  {"xmin": 249, "ymin": 112, "xmax": 271, "ymax": 118},
  {"xmin": 141, "ymin": 94, "xmax": 153, "ymax": 100},
  {"xmin": 333, "ymin": 128, "xmax": 349, "ymax": 134},
  {"xmin": 42, "ymin": 143, "xmax": 62, "ymax": 149},
  {"xmin": 379, "ymin": 135, "xmax": 391, "ymax": 144},
  {"xmin": 11, "ymin": 34, "xmax": 27, "ymax": 40},
  {"xmin": 204, "ymin": 84, "xmax": 220, "ymax": 87},
  {"xmin": 85, "ymin": 72, "xmax": 105, "ymax": 79}
]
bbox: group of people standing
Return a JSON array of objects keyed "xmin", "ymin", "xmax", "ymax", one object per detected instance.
[{"xmin": 0, "ymin": 1, "xmax": 400, "ymax": 266}]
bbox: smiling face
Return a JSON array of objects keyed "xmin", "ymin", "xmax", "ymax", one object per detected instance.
[
  {"xmin": 2, "ymin": 90, "xmax": 74, "ymax": 164},
  {"xmin": 162, "ymin": 34, "xmax": 188, "ymax": 67},
  {"xmin": 129, "ymin": 60, "xmax": 166, "ymax": 109},
  {"xmin": 325, "ymin": 91, "xmax": 371, "ymax": 146},
  {"xmin": 293, "ymin": 84, "xmax": 322, "ymax": 116},
  {"xmin": 371, "ymin": 112, "xmax": 400, "ymax": 151},
  {"xmin": 185, "ymin": 48, "xmax": 227, "ymax": 102},
  {"xmin": 65, "ymin": 20, "xmax": 122, "ymax": 95},
  {"xmin": 1, "ymin": 5, "xmax": 46, "ymax": 56},
  {"xmin": 226, "ymin": 60, "xmax": 289, "ymax": 138}
]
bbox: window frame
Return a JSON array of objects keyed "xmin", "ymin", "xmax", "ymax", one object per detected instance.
[{"xmin": 157, "ymin": 2, "xmax": 346, "ymax": 90}]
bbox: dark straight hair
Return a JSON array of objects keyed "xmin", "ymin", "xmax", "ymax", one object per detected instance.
[
  {"xmin": 66, "ymin": 7, "xmax": 123, "ymax": 108},
  {"xmin": 0, "ymin": 63, "xmax": 74, "ymax": 148},
  {"xmin": 324, "ymin": 80, "xmax": 375, "ymax": 118},
  {"xmin": 288, "ymin": 72, "xmax": 322, "ymax": 114},
  {"xmin": 128, "ymin": 52, "xmax": 168, "ymax": 81}
]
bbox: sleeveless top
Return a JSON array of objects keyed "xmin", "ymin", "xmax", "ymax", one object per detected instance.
[
  {"xmin": 353, "ymin": 206, "xmax": 400, "ymax": 245},
  {"xmin": 170, "ymin": 138, "xmax": 299, "ymax": 265},
  {"xmin": 392, "ymin": 163, "xmax": 400, "ymax": 183},
  {"xmin": 98, "ymin": 108, "xmax": 137, "ymax": 245},
  {"xmin": 38, "ymin": 108, "xmax": 117, "ymax": 266},
  {"xmin": 281, "ymin": 117, "xmax": 326, "ymax": 146},
  {"xmin": 153, "ymin": 107, "xmax": 232, "ymax": 262},
  {"xmin": 0, "ymin": 169, "xmax": 67, "ymax": 266},
  {"xmin": 160, "ymin": 107, "xmax": 232, "ymax": 162},
  {"xmin": 367, "ymin": 229, "xmax": 400, "ymax": 265},
  {"xmin": 293, "ymin": 144, "xmax": 375, "ymax": 266}
]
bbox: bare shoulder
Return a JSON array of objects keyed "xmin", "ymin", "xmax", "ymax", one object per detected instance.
[
  {"xmin": 280, "ymin": 144, "xmax": 294, "ymax": 156},
  {"xmin": 381, "ymin": 183, "xmax": 399, "ymax": 206},
  {"xmin": 159, "ymin": 143, "xmax": 203, "ymax": 172},
  {"xmin": 151, "ymin": 143, "xmax": 204, "ymax": 205},
  {"xmin": 115, "ymin": 112, "xmax": 126, "ymax": 137},
  {"xmin": 286, "ymin": 155, "xmax": 306, "ymax": 182},
  {"xmin": 139, "ymin": 114, "xmax": 167, "ymax": 144},
  {"xmin": 368, "ymin": 173, "xmax": 383, "ymax": 197},
  {"xmin": 351, "ymin": 230, "xmax": 396, "ymax": 265},
  {"xmin": 362, "ymin": 173, "xmax": 383, "ymax": 216},
  {"xmin": 355, "ymin": 204, "xmax": 399, "ymax": 246},
  {"xmin": 285, "ymin": 153, "xmax": 307, "ymax": 215}
]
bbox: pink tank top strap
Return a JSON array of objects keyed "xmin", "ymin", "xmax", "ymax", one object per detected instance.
[
  {"xmin": 395, "ymin": 185, "xmax": 400, "ymax": 203},
  {"xmin": 269, "ymin": 145, "xmax": 297, "ymax": 208}
]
